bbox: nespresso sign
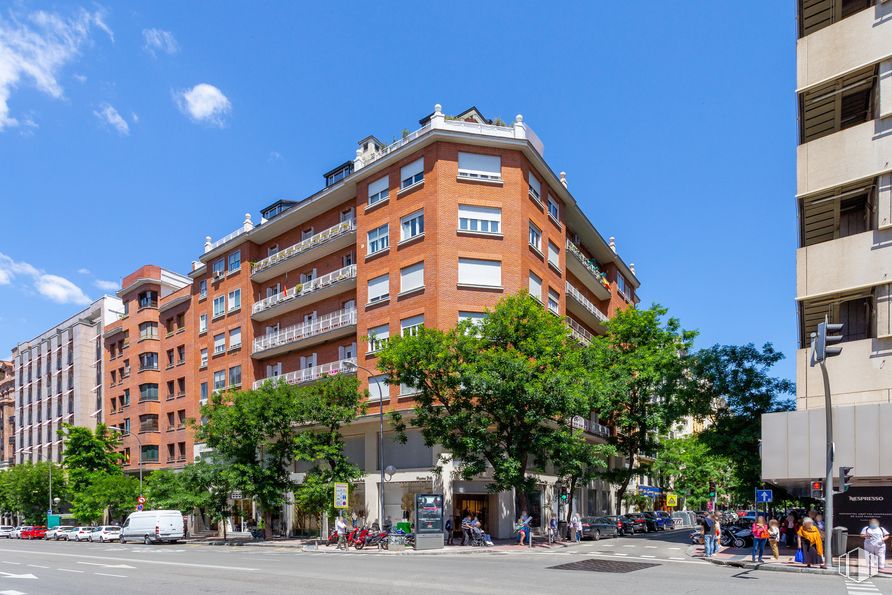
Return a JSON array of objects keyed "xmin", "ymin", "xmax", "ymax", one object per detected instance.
[{"xmin": 834, "ymin": 487, "xmax": 892, "ymax": 533}]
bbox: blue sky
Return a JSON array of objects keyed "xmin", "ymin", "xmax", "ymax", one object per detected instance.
[{"xmin": 0, "ymin": 1, "xmax": 797, "ymax": 380}]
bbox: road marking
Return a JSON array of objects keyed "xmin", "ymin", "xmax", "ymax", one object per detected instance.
[
  {"xmin": 0, "ymin": 590, "xmax": 27, "ymax": 595},
  {"xmin": 644, "ymin": 546, "xmax": 658, "ymax": 549},
  {"xmin": 641, "ymin": 555, "xmax": 656, "ymax": 558},
  {"xmin": 94, "ymin": 573, "xmax": 127, "ymax": 578},
  {"xmin": 77, "ymin": 562, "xmax": 135, "ymax": 569},
  {"xmin": 57, "ymin": 569, "xmax": 84, "ymax": 573},
  {"xmin": 24, "ymin": 565, "xmax": 46, "ymax": 569},
  {"xmin": 670, "ymin": 557, "xmax": 686, "ymax": 560},
  {"xmin": 0, "ymin": 572, "xmax": 36, "ymax": 580},
  {"xmin": 614, "ymin": 553, "xmax": 628, "ymax": 556},
  {"xmin": 0, "ymin": 548, "xmax": 257, "ymax": 572}
]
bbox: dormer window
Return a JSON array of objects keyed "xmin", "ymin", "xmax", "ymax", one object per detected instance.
[{"xmin": 324, "ymin": 162, "xmax": 354, "ymax": 187}]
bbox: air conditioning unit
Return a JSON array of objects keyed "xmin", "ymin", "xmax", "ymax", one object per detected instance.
[{"xmin": 213, "ymin": 271, "xmax": 224, "ymax": 280}]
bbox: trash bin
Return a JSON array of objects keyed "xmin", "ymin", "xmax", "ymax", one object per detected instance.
[{"xmin": 833, "ymin": 527, "xmax": 848, "ymax": 554}]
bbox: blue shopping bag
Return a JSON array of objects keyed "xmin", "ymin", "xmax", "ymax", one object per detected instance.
[{"xmin": 794, "ymin": 548, "xmax": 804, "ymax": 564}]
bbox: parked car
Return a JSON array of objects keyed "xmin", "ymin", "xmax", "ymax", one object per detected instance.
[
  {"xmin": 579, "ymin": 516, "xmax": 618, "ymax": 541},
  {"xmin": 120, "ymin": 510, "xmax": 184, "ymax": 544},
  {"xmin": 0, "ymin": 526, "xmax": 14, "ymax": 539},
  {"xmin": 13, "ymin": 526, "xmax": 32, "ymax": 539},
  {"xmin": 655, "ymin": 511, "xmax": 674, "ymax": 530},
  {"xmin": 21, "ymin": 526, "xmax": 47, "ymax": 540},
  {"xmin": 605, "ymin": 515, "xmax": 635, "ymax": 536},
  {"xmin": 89, "ymin": 526, "xmax": 121, "ymax": 543},
  {"xmin": 641, "ymin": 512, "xmax": 665, "ymax": 532},
  {"xmin": 47, "ymin": 526, "xmax": 74, "ymax": 540},
  {"xmin": 68, "ymin": 527, "xmax": 93, "ymax": 542},
  {"xmin": 622, "ymin": 513, "xmax": 648, "ymax": 533}
]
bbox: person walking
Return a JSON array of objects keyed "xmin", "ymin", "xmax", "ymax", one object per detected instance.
[
  {"xmin": 860, "ymin": 518, "xmax": 890, "ymax": 571},
  {"xmin": 547, "ymin": 516, "xmax": 558, "ymax": 544},
  {"xmin": 445, "ymin": 517, "xmax": 454, "ymax": 546},
  {"xmin": 767, "ymin": 519, "xmax": 780, "ymax": 560},
  {"xmin": 461, "ymin": 513, "xmax": 472, "ymax": 546},
  {"xmin": 784, "ymin": 513, "xmax": 797, "ymax": 548},
  {"xmin": 797, "ymin": 517, "xmax": 824, "ymax": 568},
  {"xmin": 570, "ymin": 513, "xmax": 581, "ymax": 543},
  {"xmin": 335, "ymin": 515, "xmax": 348, "ymax": 551},
  {"xmin": 702, "ymin": 513, "xmax": 716, "ymax": 558},
  {"xmin": 751, "ymin": 516, "xmax": 769, "ymax": 563},
  {"xmin": 518, "ymin": 511, "xmax": 532, "ymax": 545}
]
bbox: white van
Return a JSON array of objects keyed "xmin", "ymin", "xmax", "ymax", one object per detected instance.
[{"xmin": 120, "ymin": 510, "xmax": 184, "ymax": 544}]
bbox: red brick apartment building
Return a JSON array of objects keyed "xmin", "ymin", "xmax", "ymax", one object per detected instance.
[{"xmin": 103, "ymin": 105, "xmax": 639, "ymax": 537}]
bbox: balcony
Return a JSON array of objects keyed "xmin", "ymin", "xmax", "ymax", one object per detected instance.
[
  {"xmin": 252, "ymin": 264, "xmax": 357, "ymax": 321},
  {"xmin": 566, "ymin": 318, "xmax": 594, "ymax": 346},
  {"xmin": 253, "ymin": 308, "xmax": 357, "ymax": 358},
  {"xmin": 566, "ymin": 282, "xmax": 608, "ymax": 331},
  {"xmin": 566, "ymin": 240, "xmax": 611, "ymax": 301},
  {"xmin": 251, "ymin": 220, "xmax": 356, "ymax": 282},
  {"xmin": 570, "ymin": 415, "xmax": 611, "ymax": 439},
  {"xmin": 251, "ymin": 357, "xmax": 357, "ymax": 390},
  {"xmin": 798, "ymin": 119, "xmax": 892, "ymax": 196}
]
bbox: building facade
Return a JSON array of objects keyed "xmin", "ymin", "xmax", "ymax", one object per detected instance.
[
  {"xmin": 762, "ymin": 1, "xmax": 892, "ymax": 493},
  {"xmin": 12, "ymin": 296, "xmax": 124, "ymax": 465},
  {"xmin": 0, "ymin": 360, "xmax": 14, "ymax": 469}
]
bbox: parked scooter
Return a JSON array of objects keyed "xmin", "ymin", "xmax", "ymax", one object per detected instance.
[
  {"xmin": 351, "ymin": 526, "xmax": 372, "ymax": 550},
  {"xmin": 720, "ymin": 525, "xmax": 753, "ymax": 548}
]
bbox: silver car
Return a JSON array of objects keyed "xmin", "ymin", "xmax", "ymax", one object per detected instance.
[
  {"xmin": 89, "ymin": 526, "xmax": 121, "ymax": 543},
  {"xmin": 48, "ymin": 525, "xmax": 74, "ymax": 540},
  {"xmin": 0, "ymin": 526, "xmax": 14, "ymax": 539}
]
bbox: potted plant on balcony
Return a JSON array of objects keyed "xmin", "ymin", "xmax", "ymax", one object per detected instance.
[{"xmin": 294, "ymin": 283, "xmax": 303, "ymax": 294}]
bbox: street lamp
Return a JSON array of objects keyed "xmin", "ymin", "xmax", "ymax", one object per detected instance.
[
  {"xmin": 19, "ymin": 446, "xmax": 55, "ymax": 520},
  {"xmin": 108, "ymin": 425, "xmax": 142, "ymax": 496},
  {"xmin": 342, "ymin": 360, "xmax": 385, "ymax": 529}
]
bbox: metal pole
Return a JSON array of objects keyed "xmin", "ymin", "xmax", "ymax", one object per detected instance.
[
  {"xmin": 345, "ymin": 361, "xmax": 384, "ymax": 528},
  {"xmin": 48, "ymin": 462, "xmax": 52, "ymax": 517},
  {"xmin": 820, "ymin": 361, "xmax": 833, "ymax": 569}
]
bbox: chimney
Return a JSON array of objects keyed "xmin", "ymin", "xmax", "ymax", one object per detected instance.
[
  {"xmin": 630, "ymin": 263, "xmax": 636, "ymax": 276},
  {"xmin": 243, "ymin": 213, "xmax": 254, "ymax": 232},
  {"xmin": 609, "ymin": 236, "xmax": 616, "ymax": 253},
  {"xmin": 560, "ymin": 172, "xmax": 567, "ymax": 188},
  {"xmin": 204, "ymin": 236, "xmax": 212, "ymax": 253}
]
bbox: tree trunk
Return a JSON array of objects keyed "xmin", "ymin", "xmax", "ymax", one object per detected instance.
[
  {"xmin": 614, "ymin": 446, "xmax": 637, "ymax": 515},
  {"xmin": 565, "ymin": 476, "xmax": 578, "ymax": 539},
  {"xmin": 263, "ymin": 510, "xmax": 273, "ymax": 539}
]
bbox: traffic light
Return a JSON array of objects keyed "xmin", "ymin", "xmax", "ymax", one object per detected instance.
[
  {"xmin": 708, "ymin": 481, "xmax": 716, "ymax": 498},
  {"xmin": 810, "ymin": 480, "xmax": 824, "ymax": 500},
  {"xmin": 813, "ymin": 317, "xmax": 844, "ymax": 364},
  {"xmin": 560, "ymin": 490, "xmax": 568, "ymax": 503},
  {"xmin": 839, "ymin": 466, "xmax": 854, "ymax": 493}
]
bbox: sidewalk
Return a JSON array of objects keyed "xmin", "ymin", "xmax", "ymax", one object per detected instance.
[{"xmin": 691, "ymin": 542, "xmax": 892, "ymax": 578}]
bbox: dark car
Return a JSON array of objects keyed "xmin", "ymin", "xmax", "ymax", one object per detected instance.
[
  {"xmin": 641, "ymin": 512, "xmax": 665, "ymax": 532},
  {"xmin": 579, "ymin": 516, "xmax": 618, "ymax": 541},
  {"xmin": 605, "ymin": 515, "xmax": 635, "ymax": 536},
  {"xmin": 622, "ymin": 513, "xmax": 648, "ymax": 533},
  {"xmin": 655, "ymin": 511, "xmax": 674, "ymax": 530}
]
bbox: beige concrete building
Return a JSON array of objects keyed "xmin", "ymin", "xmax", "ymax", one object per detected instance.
[{"xmin": 762, "ymin": 1, "xmax": 892, "ymax": 492}]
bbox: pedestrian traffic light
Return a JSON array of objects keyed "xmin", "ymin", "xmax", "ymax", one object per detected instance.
[
  {"xmin": 813, "ymin": 317, "xmax": 844, "ymax": 364},
  {"xmin": 560, "ymin": 491, "xmax": 568, "ymax": 503},
  {"xmin": 810, "ymin": 480, "xmax": 824, "ymax": 499},
  {"xmin": 708, "ymin": 481, "xmax": 716, "ymax": 498},
  {"xmin": 839, "ymin": 466, "xmax": 854, "ymax": 493}
]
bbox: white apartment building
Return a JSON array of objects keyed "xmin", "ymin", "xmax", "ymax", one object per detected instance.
[
  {"xmin": 11, "ymin": 296, "xmax": 124, "ymax": 464},
  {"xmin": 762, "ymin": 0, "xmax": 892, "ymax": 494}
]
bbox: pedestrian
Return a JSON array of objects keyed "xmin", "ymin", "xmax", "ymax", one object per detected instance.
[
  {"xmin": 461, "ymin": 513, "xmax": 472, "ymax": 546},
  {"xmin": 860, "ymin": 518, "xmax": 889, "ymax": 571},
  {"xmin": 701, "ymin": 512, "xmax": 716, "ymax": 558},
  {"xmin": 767, "ymin": 519, "xmax": 780, "ymax": 560},
  {"xmin": 517, "ymin": 511, "xmax": 532, "ymax": 545},
  {"xmin": 445, "ymin": 517, "xmax": 454, "ymax": 545},
  {"xmin": 547, "ymin": 516, "xmax": 558, "ymax": 544},
  {"xmin": 383, "ymin": 515, "xmax": 393, "ymax": 533},
  {"xmin": 570, "ymin": 513, "xmax": 581, "ymax": 543},
  {"xmin": 751, "ymin": 515, "xmax": 769, "ymax": 563},
  {"xmin": 797, "ymin": 517, "xmax": 824, "ymax": 568},
  {"xmin": 335, "ymin": 514, "xmax": 348, "ymax": 551},
  {"xmin": 784, "ymin": 513, "xmax": 796, "ymax": 548}
]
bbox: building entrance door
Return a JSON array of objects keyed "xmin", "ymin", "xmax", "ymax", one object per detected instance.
[{"xmin": 454, "ymin": 494, "xmax": 488, "ymax": 536}]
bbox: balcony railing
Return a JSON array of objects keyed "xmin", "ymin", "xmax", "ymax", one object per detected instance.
[
  {"xmin": 251, "ymin": 220, "xmax": 355, "ymax": 277},
  {"xmin": 566, "ymin": 282, "xmax": 608, "ymax": 323},
  {"xmin": 566, "ymin": 318, "xmax": 594, "ymax": 345},
  {"xmin": 253, "ymin": 308, "xmax": 357, "ymax": 354},
  {"xmin": 252, "ymin": 358, "xmax": 357, "ymax": 390},
  {"xmin": 571, "ymin": 415, "xmax": 611, "ymax": 438},
  {"xmin": 252, "ymin": 264, "xmax": 357, "ymax": 316},
  {"xmin": 566, "ymin": 240, "xmax": 609, "ymax": 289}
]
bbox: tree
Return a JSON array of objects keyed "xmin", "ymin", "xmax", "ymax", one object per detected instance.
[
  {"xmin": 687, "ymin": 343, "xmax": 794, "ymax": 501},
  {"xmin": 59, "ymin": 423, "xmax": 123, "ymax": 493},
  {"xmin": 378, "ymin": 292, "xmax": 591, "ymax": 514},
  {"xmin": 181, "ymin": 460, "xmax": 236, "ymax": 541},
  {"xmin": 547, "ymin": 428, "xmax": 614, "ymax": 529},
  {"xmin": 5, "ymin": 462, "xmax": 66, "ymax": 523},
  {"xmin": 584, "ymin": 304, "xmax": 696, "ymax": 514},
  {"xmin": 651, "ymin": 435, "xmax": 736, "ymax": 509},
  {"xmin": 143, "ymin": 470, "xmax": 201, "ymax": 514},
  {"xmin": 70, "ymin": 472, "xmax": 139, "ymax": 524}
]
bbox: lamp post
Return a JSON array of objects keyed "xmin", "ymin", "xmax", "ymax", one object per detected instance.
[
  {"xmin": 109, "ymin": 425, "xmax": 142, "ymax": 496},
  {"xmin": 342, "ymin": 360, "xmax": 385, "ymax": 528}
]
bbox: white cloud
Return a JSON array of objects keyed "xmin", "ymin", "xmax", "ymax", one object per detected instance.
[
  {"xmin": 73, "ymin": 73, "xmax": 87, "ymax": 84},
  {"xmin": 94, "ymin": 279, "xmax": 119, "ymax": 292},
  {"xmin": 0, "ymin": 7, "xmax": 113, "ymax": 131},
  {"xmin": 77, "ymin": 268, "xmax": 90, "ymax": 275},
  {"xmin": 268, "ymin": 150, "xmax": 283, "ymax": 162},
  {"xmin": 175, "ymin": 83, "xmax": 231, "ymax": 127},
  {"xmin": 93, "ymin": 102, "xmax": 129, "ymax": 135},
  {"xmin": 142, "ymin": 28, "xmax": 178, "ymax": 56},
  {"xmin": 0, "ymin": 252, "xmax": 90, "ymax": 305},
  {"xmin": 131, "ymin": 112, "xmax": 139, "ymax": 124}
]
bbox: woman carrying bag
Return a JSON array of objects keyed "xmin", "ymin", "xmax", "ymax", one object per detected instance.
[{"xmin": 797, "ymin": 517, "xmax": 824, "ymax": 568}]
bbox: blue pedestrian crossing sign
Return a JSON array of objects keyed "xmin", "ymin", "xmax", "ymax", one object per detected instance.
[{"xmin": 755, "ymin": 489, "xmax": 773, "ymax": 503}]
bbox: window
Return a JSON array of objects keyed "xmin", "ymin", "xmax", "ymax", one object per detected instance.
[
  {"xmin": 458, "ymin": 205, "xmax": 501, "ymax": 234},
  {"xmin": 138, "ymin": 352, "xmax": 158, "ymax": 371},
  {"xmin": 458, "ymin": 258, "xmax": 502, "ymax": 288},
  {"xmin": 223, "ymin": 253, "xmax": 239, "ymax": 275},
  {"xmin": 268, "ymin": 244, "xmax": 279, "ymax": 257},
  {"xmin": 199, "ymin": 314, "xmax": 208, "ymax": 334},
  {"xmin": 547, "ymin": 241, "xmax": 560, "ymax": 269},
  {"xmin": 121, "ymin": 388, "xmax": 130, "ymax": 406},
  {"xmin": 457, "ymin": 151, "xmax": 501, "ymax": 181},
  {"xmin": 367, "ymin": 224, "xmax": 389, "ymax": 255},
  {"xmin": 166, "ymin": 349, "xmax": 175, "ymax": 367},
  {"xmin": 213, "ymin": 296, "xmax": 225, "ymax": 318},
  {"xmin": 338, "ymin": 343, "xmax": 356, "ymax": 359},
  {"xmin": 367, "ymin": 324, "xmax": 389, "ymax": 353},
  {"xmin": 400, "ymin": 381, "xmax": 420, "ymax": 396},
  {"xmin": 400, "ymin": 157, "xmax": 424, "ymax": 189},
  {"xmin": 200, "ymin": 348, "xmax": 208, "ymax": 368},
  {"xmin": 228, "ymin": 289, "xmax": 241, "ymax": 312},
  {"xmin": 122, "ymin": 417, "xmax": 130, "ymax": 434},
  {"xmin": 400, "ymin": 262, "xmax": 424, "ymax": 294},
  {"xmin": 528, "ymin": 172, "xmax": 541, "ymax": 201},
  {"xmin": 212, "ymin": 259, "xmax": 225, "ymax": 277},
  {"xmin": 343, "ymin": 252, "xmax": 354, "ymax": 267},
  {"xmin": 139, "ymin": 322, "xmax": 157, "ymax": 340},
  {"xmin": 200, "ymin": 382, "xmax": 208, "ymax": 404},
  {"xmin": 213, "ymin": 333, "xmax": 225, "ymax": 355},
  {"xmin": 199, "ymin": 279, "xmax": 207, "ymax": 299},
  {"xmin": 213, "ymin": 370, "xmax": 225, "ymax": 391},
  {"xmin": 547, "ymin": 195, "xmax": 560, "ymax": 220},
  {"xmin": 529, "ymin": 222, "xmax": 542, "ymax": 252},
  {"xmin": 367, "ymin": 274, "xmax": 389, "ymax": 304},
  {"xmin": 300, "ymin": 353, "xmax": 317, "ymax": 369},
  {"xmin": 138, "ymin": 383, "xmax": 158, "ymax": 402},
  {"xmin": 341, "ymin": 207, "xmax": 354, "ymax": 222},
  {"xmin": 138, "ymin": 291, "xmax": 157, "ymax": 309},
  {"xmin": 177, "ymin": 345, "xmax": 185, "ymax": 364},
  {"xmin": 229, "ymin": 366, "xmax": 242, "ymax": 388},
  {"xmin": 301, "ymin": 228, "xmax": 314, "ymax": 241},
  {"xmin": 401, "ymin": 314, "xmax": 424, "ymax": 337},
  {"xmin": 548, "ymin": 289, "xmax": 560, "ymax": 314},
  {"xmin": 368, "ymin": 375, "xmax": 390, "ymax": 401},
  {"xmin": 368, "ymin": 176, "xmax": 389, "ymax": 206},
  {"xmin": 400, "ymin": 210, "xmax": 424, "ymax": 241},
  {"xmin": 529, "ymin": 272, "xmax": 543, "ymax": 301},
  {"xmin": 230, "ymin": 327, "xmax": 242, "ymax": 350},
  {"xmin": 141, "ymin": 445, "xmax": 159, "ymax": 463},
  {"xmin": 458, "ymin": 312, "xmax": 486, "ymax": 326}
]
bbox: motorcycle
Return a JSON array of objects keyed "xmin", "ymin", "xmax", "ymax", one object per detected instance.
[
  {"xmin": 351, "ymin": 526, "xmax": 372, "ymax": 550},
  {"xmin": 363, "ymin": 529, "xmax": 389, "ymax": 549},
  {"xmin": 720, "ymin": 525, "xmax": 753, "ymax": 549},
  {"xmin": 689, "ymin": 530, "xmax": 703, "ymax": 545}
]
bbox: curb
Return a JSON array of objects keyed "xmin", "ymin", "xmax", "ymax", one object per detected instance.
[{"xmin": 703, "ymin": 556, "xmax": 892, "ymax": 579}]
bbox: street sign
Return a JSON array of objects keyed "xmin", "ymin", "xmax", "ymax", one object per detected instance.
[
  {"xmin": 137, "ymin": 495, "xmax": 146, "ymax": 505},
  {"xmin": 755, "ymin": 489, "xmax": 773, "ymax": 503},
  {"xmin": 333, "ymin": 482, "xmax": 348, "ymax": 509},
  {"xmin": 666, "ymin": 493, "xmax": 678, "ymax": 507},
  {"xmin": 137, "ymin": 504, "xmax": 144, "ymax": 511}
]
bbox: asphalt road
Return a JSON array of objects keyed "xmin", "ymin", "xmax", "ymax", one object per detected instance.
[{"xmin": 0, "ymin": 530, "xmax": 881, "ymax": 594}]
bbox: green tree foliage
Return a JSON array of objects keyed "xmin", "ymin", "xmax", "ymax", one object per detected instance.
[
  {"xmin": 377, "ymin": 292, "xmax": 591, "ymax": 513},
  {"xmin": 584, "ymin": 304, "xmax": 696, "ymax": 514},
  {"xmin": 143, "ymin": 469, "xmax": 208, "ymax": 514},
  {"xmin": 651, "ymin": 435, "xmax": 737, "ymax": 509},
  {"xmin": 687, "ymin": 343, "xmax": 794, "ymax": 501},
  {"xmin": 182, "ymin": 460, "xmax": 236, "ymax": 540},
  {"xmin": 59, "ymin": 423, "xmax": 123, "ymax": 493},
  {"xmin": 1, "ymin": 462, "xmax": 67, "ymax": 523},
  {"xmin": 70, "ymin": 472, "xmax": 139, "ymax": 524},
  {"xmin": 547, "ymin": 428, "xmax": 614, "ymax": 525}
]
